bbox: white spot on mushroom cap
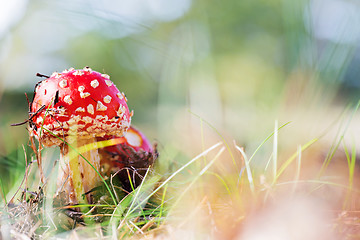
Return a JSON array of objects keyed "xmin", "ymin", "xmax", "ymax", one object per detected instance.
[
  {"xmin": 125, "ymin": 131, "xmax": 142, "ymax": 147},
  {"xmin": 51, "ymin": 72, "xmax": 61, "ymax": 78},
  {"xmin": 96, "ymin": 101, "xmax": 107, "ymax": 111},
  {"xmin": 122, "ymin": 92, "xmax": 128, "ymax": 102},
  {"xmin": 83, "ymin": 66, "xmax": 92, "ymax": 72},
  {"xmin": 66, "ymin": 116, "xmax": 86, "ymax": 131},
  {"xmin": 56, "ymin": 107, "xmax": 67, "ymax": 116},
  {"xmin": 105, "ymin": 80, "xmax": 113, "ymax": 87},
  {"xmin": 83, "ymin": 116, "xmax": 93, "ymax": 124},
  {"xmin": 53, "ymin": 121, "xmax": 61, "ymax": 129},
  {"xmin": 87, "ymin": 104, "xmax": 94, "ymax": 114},
  {"xmin": 87, "ymin": 125, "xmax": 97, "ymax": 132},
  {"xmin": 73, "ymin": 70, "xmax": 84, "ymax": 76},
  {"xmin": 64, "ymin": 95, "xmax": 73, "ymax": 105},
  {"xmin": 95, "ymin": 115, "xmax": 109, "ymax": 121},
  {"xmin": 59, "ymin": 80, "xmax": 68, "ymax": 88},
  {"xmin": 78, "ymin": 86, "xmax": 85, "ymax": 92},
  {"xmin": 75, "ymin": 107, "xmax": 85, "ymax": 112},
  {"xmin": 72, "ymin": 115, "xmax": 81, "ymax": 122},
  {"xmin": 80, "ymin": 92, "xmax": 90, "ymax": 98},
  {"xmin": 36, "ymin": 116, "xmax": 44, "ymax": 124},
  {"xmin": 103, "ymin": 95, "xmax": 112, "ymax": 103},
  {"xmin": 62, "ymin": 67, "xmax": 74, "ymax": 74},
  {"xmin": 62, "ymin": 122, "xmax": 69, "ymax": 129},
  {"xmin": 101, "ymin": 74, "xmax": 110, "ymax": 79},
  {"xmin": 117, "ymin": 92, "xmax": 127, "ymax": 102},
  {"xmin": 42, "ymin": 124, "xmax": 52, "ymax": 129},
  {"xmin": 90, "ymin": 80, "xmax": 99, "ymax": 88},
  {"xmin": 52, "ymin": 130, "xmax": 62, "ymax": 135},
  {"xmin": 117, "ymin": 104, "xmax": 126, "ymax": 115}
]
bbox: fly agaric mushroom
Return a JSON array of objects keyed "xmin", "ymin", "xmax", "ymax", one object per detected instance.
[
  {"xmin": 28, "ymin": 67, "xmax": 132, "ymax": 204},
  {"xmin": 98, "ymin": 126, "xmax": 157, "ymax": 191}
]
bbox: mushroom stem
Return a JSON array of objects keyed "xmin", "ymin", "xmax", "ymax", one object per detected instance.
[
  {"xmin": 57, "ymin": 136, "xmax": 101, "ymax": 204},
  {"xmin": 77, "ymin": 137, "xmax": 101, "ymax": 197}
]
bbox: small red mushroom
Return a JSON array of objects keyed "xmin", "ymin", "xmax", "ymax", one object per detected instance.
[
  {"xmin": 29, "ymin": 67, "xmax": 131, "ymax": 204},
  {"xmin": 98, "ymin": 126, "xmax": 157, "ymax": 191}
]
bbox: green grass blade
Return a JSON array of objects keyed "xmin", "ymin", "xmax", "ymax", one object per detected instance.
[
  {"xmin": 205, "ymin": 172, "xmax": 232, "ymax": 195},
  {"xmin": 157, "ymin": 184, "xmax": 168, "ymax": 226},
  {"xmin": 0, "ymin": 178, "xmax": 7, "ymax": 205},
  {"xmin": 349, "ymin": 143, "xmax": 356, "ymax": 190},
  {"xmin": 275, "ymin": 138, "xmax": 318, "ymax": 183},
  {"xmin": 319, "ymin": 100, "xmax": 360, "ymax": 176},
  {"xmin": 248, "ymin": 122, "xmax": 291, "ymax": 163},
  {"xmin": 189, "ymin": 111, "xmax": 238, "ymax": 171}
]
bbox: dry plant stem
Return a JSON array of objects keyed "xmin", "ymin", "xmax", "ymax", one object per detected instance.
[
  {"xmin": 58, "ymin": 136, "xmax": 100, "ymax": 204},
  {"xmin": 22, "ymin": 145, "xmax": 29, "ymax": 202},
  {"xmin": 30, "ymin": 135, "xmax": 45, "ymax": 183},
  {"xmin": 38, "ymin": 144, "xmax": 45, "ymax": 183}
]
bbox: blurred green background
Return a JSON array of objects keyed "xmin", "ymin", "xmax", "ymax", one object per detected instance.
[{"xmin": 1, "ymin": 0, "xmax": 360, "ymax": 194}]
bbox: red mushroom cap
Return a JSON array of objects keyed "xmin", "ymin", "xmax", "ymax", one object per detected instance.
[
  {"xmin": 30, "ymin": 67, "xmax": 132, "ymax": 146},
  {"xmin": 104, "ymin": 126, "xmax": 153, "ymax": 153},
  {"xmin": 99, "ymin": 126, "xmax": 157, "ymax": 190},
  {"xmin": 98, "ymin": 126, "xmax": 156, "ymax": 175}
]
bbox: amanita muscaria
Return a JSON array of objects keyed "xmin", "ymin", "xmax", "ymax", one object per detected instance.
[
  {"xmin": 98, "ymin": 126, "xmax": 157, "ymax": 191},
  {"xmin": 29, "ymin": 67, "xmax": 132, "ymax": 204}
]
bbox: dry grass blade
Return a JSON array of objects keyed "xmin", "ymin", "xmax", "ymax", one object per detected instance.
[
  {"xmin": 235, "ymin": 143, "xmax": 255, "ymax": 195},
  {"xmin": 273, "ymin": 120, "xmax": 278, "ymax": 182}
]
